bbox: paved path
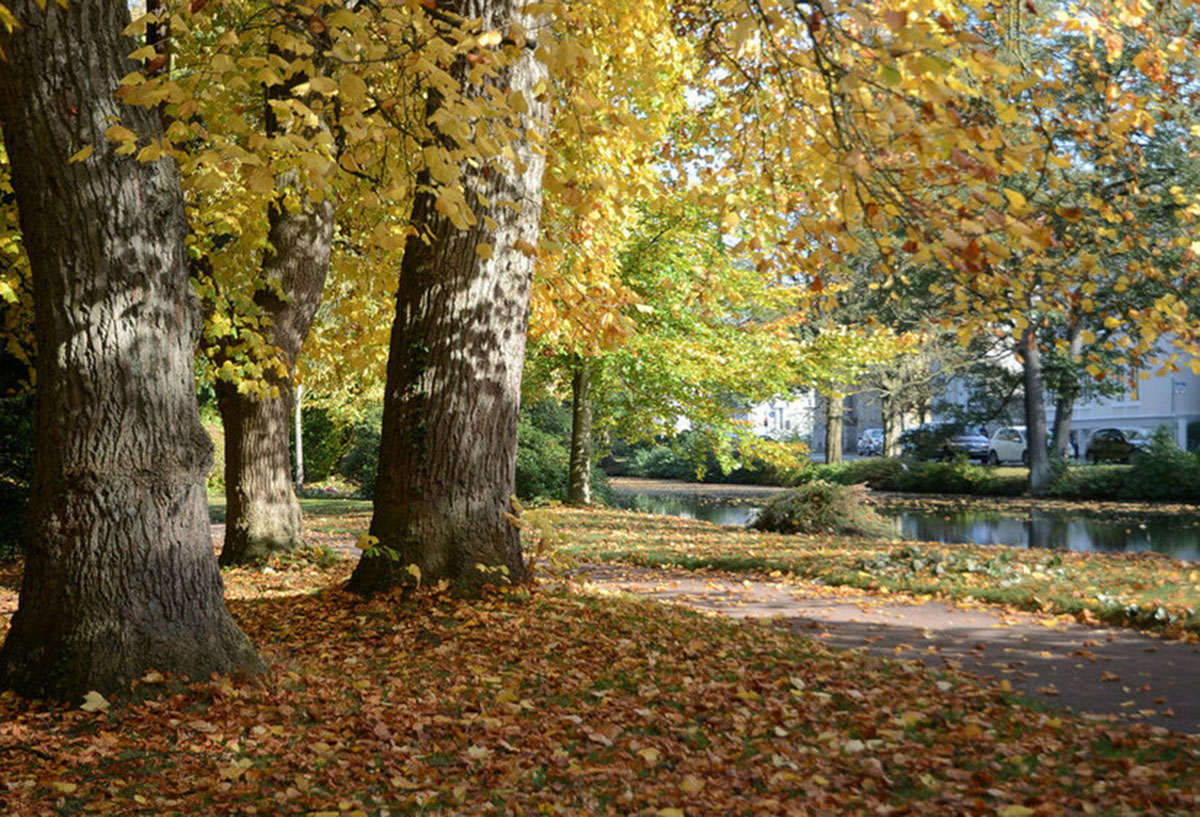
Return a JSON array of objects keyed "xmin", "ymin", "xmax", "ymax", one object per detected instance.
[{"xmin": 573, "ymin": 563, "xmax": 1200, "ymax": 735}]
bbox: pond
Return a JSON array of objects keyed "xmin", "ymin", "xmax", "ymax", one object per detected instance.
[{"xmin": 611, "ymin": 492, "xmax": 1200, "ymax": 561}]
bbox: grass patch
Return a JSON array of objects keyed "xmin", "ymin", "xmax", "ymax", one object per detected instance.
[{"xmin": 536, "ymin": 507, "xmax": 1200, "ymax": 636}]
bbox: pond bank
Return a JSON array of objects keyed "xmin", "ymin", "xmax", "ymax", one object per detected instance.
[{"xmin": 610, "ymin": 476, "xmax": 1200, "ymax": 520}]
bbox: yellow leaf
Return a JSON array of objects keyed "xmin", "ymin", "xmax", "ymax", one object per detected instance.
[
  {"xmin": 406, "ymin": 563, "xmax": 421, "ymax": 584},
  {"xmin": 998, "ymin": 807, "xmax": 1035, "ymax": 817},
  {"xmin": 68, "ymin": 145, "xmax": 94, "ymax": 164},
  {"xmin": 104, "ymin": 125, "xmax": 137, "ymax": 144},
  {"xmin": 679, "ymin": 775, "xmax": 703, "ymax": 795},
  {"xmin": 51, "ymin": 782, "xmax": 78, "ymax": 795},
  {"xmin": 656, "ymin": 810, "xmax": 685, "ymax": 817},
  {"xmin": 1002, "ymin": 188, "xmax": 1027, "ymax": 212},
  {"xmin": 475, "ymin": 243, "xmax": 494, "ymax": 260}
]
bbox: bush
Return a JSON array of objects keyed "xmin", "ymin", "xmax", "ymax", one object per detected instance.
[
  {"xmin": 1043, "ymin": 465, "xmax": 1128, "ymax": 500},
  {"xmin": 794, "ymin": 458, "xmax": 1025, "ymax": 496},
  {"xmin": 515, "ymin": 400, "xmax": 613, "ymax": 504},
  {"xmin": 300, "ymin": 407, "xmax": 354, "ymax": 483},
  {"xmin": 1123, "ymin": 426, "xmax": 1200, "ymax": 500},
  {"xmin": 750, "ymin": 480, "xmax": 891, "ymax": 538},
  {"xmin": 515, "ymin": 413, "xmax": 571, "ymax": 502},
  {"xmin": 625, "ymin": 433, "xmax": 805, "ymax": 487},
  {"xmin": 629, "ymin": 444, "xmax": 695, "ymax": 481},
  {"xmin": 336, "ymin": 406, "xmax": 382, "ymax": 498}
]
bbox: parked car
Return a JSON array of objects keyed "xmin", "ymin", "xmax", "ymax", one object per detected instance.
[
  {"xmin": 856, "ymin": 427, "xmax": 884, "ymax": 457},
  {"xmin": 987, "ymin": 426, "xmax": 1028, "ymax": 466},
  {"xmin": 901, "ymin": 423, "xmax": 990, "ymax": 462},
  {"xmin": 1085, "ymin": 427, "xmax": 1152, "ymax": 464}
]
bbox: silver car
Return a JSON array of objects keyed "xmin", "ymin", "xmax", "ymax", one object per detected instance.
[{"xmin": 857, "ymin": 427, "xmax": 884, "ymax": 456}]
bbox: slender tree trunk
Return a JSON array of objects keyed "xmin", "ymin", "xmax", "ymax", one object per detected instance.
[
  {"xmin": 217, "ymin": 195, "xmax": 333, "ymax": 566},
  {"xmin": 1051, "ymin": 392, "xmax": 1077, "ymax": 460},
  {"xmin": 348, "ymin": 0, "xmax": 548, "ymax": 595},
  {"xmin": 568, "ymin": 358, "xmax": 593, "ymax": 505},
  {"xmin": 1021, "ymin": 328, "xmax": 1052, "ymax": 495},
  {"xmin": 1050, "ymin": 326, "xmax": 1083, "ymax": 460},
  {"xmin": 825, "ymin": 392, "xmax": 844, "ymax": 464},
  {"xmin": 0, "ymin": 0, "xmax": 261, "ymax": 700},
  {"xmin": 880, "ymin": 392, "xmax": 903, "ymax": 458}
]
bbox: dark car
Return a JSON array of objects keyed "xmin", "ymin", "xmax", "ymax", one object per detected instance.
[{"xmin": 1085, "ymin": 427, "xmax": 1151, "ymax": 464}]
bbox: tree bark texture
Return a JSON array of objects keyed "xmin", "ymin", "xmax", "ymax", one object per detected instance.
[
  {"xmin": 217, "ymin": 196, "xmax": 333, "ymax": 566},
  {"xmin": 568, "ymin": 359, "xmax": 593, "ymax": 505},
  {"xmin": 1021, "ymin": 328, "xmax": 1053, "ymax": 495},
  {"xmin": 0, "ymin": 0, "xmax": 261, "ymax": 700},
  {"xmin": 348, "ymin": 0, "xmax": 547, "ymax": 595},
  {"xmin": 825, "ymin": 393, "xmax": 844, "ymax": 464}
]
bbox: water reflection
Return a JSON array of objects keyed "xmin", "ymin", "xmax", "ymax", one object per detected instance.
[
  {"xmin": 612, "ymin": 492, "xmax": 1200, "ymax": 561},
  {"xmin": 891, "ymin": 507, "xmax": 1200, "ymax": 561},
  {"xmin": 612, "ymin": 494, "xmax": 760, "ymax": 527}
]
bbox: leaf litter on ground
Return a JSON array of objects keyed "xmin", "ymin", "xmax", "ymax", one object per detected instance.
[{"xmin": 1, "ymin": 537, "xmax": 1199, "ymax": 816}]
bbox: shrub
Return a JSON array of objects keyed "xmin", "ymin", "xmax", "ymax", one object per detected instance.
[
  {"xmin": 629, "ymin": 444, "xmax": 695, "ymax": 480},
  {"xmin": 750, "ymin": 480, "xmax": 891, "ymax": 538},
  {"xmin": 300, "ymin": 407, "xmax": 354, "ymax": 483},
  {"xmin": 515, "ymin": 400, "xmax": 613, "ymax": 504},
  {"xmin": 1123, "ymin": 426, "xmax": 1200, "ymax": 501},
  {"xmin": 1043, "ymin": 465, "xmax": 1127, "ymax": 500},
  {"xmin": 337, "ymin": 405, "xmax": 382, "ymax": 498},
  {"xmin": 889, "ymin": 461, "xmax": 1026, "ymax": 496},
  {"xmin": 515, "ymin": 413, "xmax": 570, "ymax": 502}
]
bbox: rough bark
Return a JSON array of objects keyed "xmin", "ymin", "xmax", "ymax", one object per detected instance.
[
  {"xmin": 568, "ymin": 359, "xmax": 593, "ymax": 505},
  {"xmin": 348, "ymin": 0, "xmax": 547, "ymax": 595},
  {"xmin": 0, "ymin": 0, "xmax": 261, "ymax": 700},
  {"xmin": 1021, "ymin": 328, "xmax": 1053, "ymax": 495},
  {"xmin": 825, "ymin": 393, "xmax": 844, "ymax": 464},
  {"xmin": 217, "ymin": 195, "xmax": 333, "ymax": 566}
]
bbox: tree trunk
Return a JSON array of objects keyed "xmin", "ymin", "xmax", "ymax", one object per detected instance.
[
  {"xmin": 216, "ymin": 17, "xmax": 335, "ymax": 566},
  {"xmin": 217, "ymin": 195, "xmax": 333, "ymax": 566},
  {"xmin": 348, "ymin": 0, "xmax": 548, "ymax": 595},
  {"xmin": 568, "ymin": 358, "xmax": 594, "ymax": 505},
  {"xmin": 0, "ymin": 0, "xmax": 261, "ymax": 700},
  {"xmin": 825, "ymin": 392, "xmax": 844, "ymax": 464},
  {"xmin": 1050, "ymin": 326, "xmax": 1083, "ymax": 460},
  {"xmin": 880, "ymin": 392, "xmax": 903, "ymax": 458},
  {"xmin": 1051, "ymin": 391, "xmax": 1077, "ymax": 460},
  {"xmin": 1021, "ymin": 328, "xmax": 1052, "ymax": 495}
]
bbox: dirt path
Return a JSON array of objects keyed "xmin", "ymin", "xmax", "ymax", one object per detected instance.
[{"xmin": 573, "ymin": 563, "xmax": 1200, "ymax": 736}]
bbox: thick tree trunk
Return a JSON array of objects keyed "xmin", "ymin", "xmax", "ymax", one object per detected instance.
[
  {"xmin": 1021, "ymin": 328, "xmax": 1053, "ymax": 495},
  {"xmin": 348, "ymin": 0, "xmax": 547, "ymax": 595},
  {"xmin": 217, "ymin": 195, "xmax": 333, "ymax": 566},
  {"xmin": 825, "ymin": 393, "xmax": 844, "ymax": 464},
  {"xmin": 0, "ymin": 0, "xmax": 261, "ymax": 700},
  {"xmin": 568, "ymin": 359, "xmax": 594, "ymax": 505}
]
